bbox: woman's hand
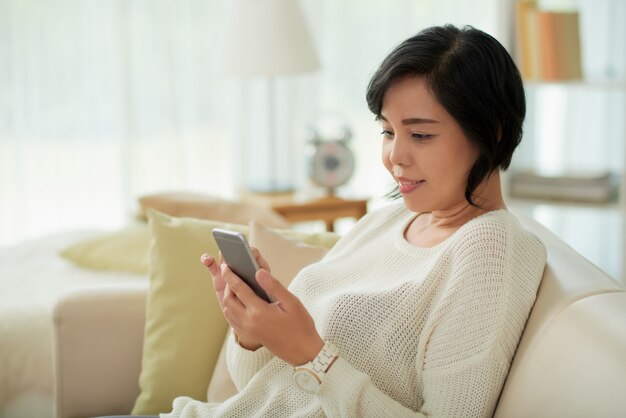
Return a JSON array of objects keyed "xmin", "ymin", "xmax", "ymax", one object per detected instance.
[
  {"xmin": 201, "ymin": 250, "xmax": 267, "ymax": 351},
  {"xmin": 206, "ymin": 250, "xmax": 324, "ymax": 366}
]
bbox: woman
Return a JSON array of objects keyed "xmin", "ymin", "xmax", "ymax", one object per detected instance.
[{"xmin": 167, "ymin": 24, "xmax": 546, "ymax": 417}]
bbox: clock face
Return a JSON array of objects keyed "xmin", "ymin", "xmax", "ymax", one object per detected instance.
[{"xmin": 307, "ymin": 140, "xmax": 355, "ymax": 189}]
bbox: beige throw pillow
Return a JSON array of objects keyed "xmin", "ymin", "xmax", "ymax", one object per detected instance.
[
  {"xmin": 137, "ymin": 192, "xmax": 290, "ymax": 229},
  {"xmin": 248, "ymin": 220, "xmax": 331, "ymax": 284},
  {"xmin": 206, "ymin": 220, "xmax": 334, "ymax": 403}
]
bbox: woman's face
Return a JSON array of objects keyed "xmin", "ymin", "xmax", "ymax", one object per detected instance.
[{"xmin": 380, "ymin": 76, "xmax": 479, "ymax": 214}]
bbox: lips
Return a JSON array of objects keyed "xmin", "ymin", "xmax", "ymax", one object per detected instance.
[{"xmin": 397, "ymin": 177, "xmax": 425, "ymax": 193}]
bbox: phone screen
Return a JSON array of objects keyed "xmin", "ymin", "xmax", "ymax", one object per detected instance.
[{"xmin": 212, "ymin": 228, "xmax": 273, "ymax": 303}]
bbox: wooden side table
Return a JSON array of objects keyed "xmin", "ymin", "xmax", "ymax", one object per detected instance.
[{"xmin": 243, "ymin": 192, "xmax": 368, "ymax": 232}]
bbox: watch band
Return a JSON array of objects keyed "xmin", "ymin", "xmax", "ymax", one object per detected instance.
[
  {"xmin": 293, "ymin": 341, "xmax": 340, "ymax": 393},
  {"xmin": 309, "ymin": 341, "xmax": 339, "ymax": 374}
]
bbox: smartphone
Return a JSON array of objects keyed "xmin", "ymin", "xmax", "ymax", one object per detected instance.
[{"xmin": 212, "ymin": 228, "xmax": 274, "ymax": 303}]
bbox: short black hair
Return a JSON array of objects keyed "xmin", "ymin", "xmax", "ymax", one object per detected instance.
[{"xmin": 366, "ymin": 24, "xmax": 525, "ymax": 206}]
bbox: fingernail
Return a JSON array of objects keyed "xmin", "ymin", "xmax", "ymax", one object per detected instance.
[
  {"xmin": 200, "ymin": 253, "xmax": 210, "ymax": 265},
  {"xmin": 257, "ymin": 269, "xmax": 269, "ymax": 282}
]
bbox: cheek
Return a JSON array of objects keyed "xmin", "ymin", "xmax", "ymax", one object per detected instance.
[
  {"xmin": 457, "ymin": 147, "xmax": 480, "ymax": 176},
  {"xmin": 438, "ymin": 141, "xmax": 478, "ymax": 175},
  {"xmin": 381, "ymin": 142, "xmax": 392, "ymax": 172}
]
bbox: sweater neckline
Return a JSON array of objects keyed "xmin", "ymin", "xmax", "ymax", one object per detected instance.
[{"xmin": 393, "ymin": 208, "xmax": 510, "ymax": 256}]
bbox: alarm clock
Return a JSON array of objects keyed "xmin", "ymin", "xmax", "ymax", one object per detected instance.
[{"xmin": 305, "ymin": 120, "xmax": 355, "ymax": 195}]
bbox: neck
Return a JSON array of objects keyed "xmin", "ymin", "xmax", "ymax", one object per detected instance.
[{"xmin": 429, "ymin": 171, "xmax": 506, "ymax": 229}]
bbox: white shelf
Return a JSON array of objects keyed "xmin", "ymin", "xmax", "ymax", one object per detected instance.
[
  {"xmin": 509, "ymin": 199, "xmax": 623, "ymax": 283},
  {"xmin": 508, "ymin": 197, "xmax": 621, "ymax": 212},
  {"xmin": 524, "ymin": 78, "xmax": 626, "ymax": 89}
]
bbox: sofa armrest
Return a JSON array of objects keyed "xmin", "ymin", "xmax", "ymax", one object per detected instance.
[
  {"xmin": 495, "ymin": 291, "xmax": 626, "ymax": 417},
  {"xmin": 53, "ymin": 281, "xmax": 149, "ymax": 418}
]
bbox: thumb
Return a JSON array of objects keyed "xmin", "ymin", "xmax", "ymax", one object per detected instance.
[{"xmin": 256, "ymin": 269, "xmax": 292, "ymax": 306}]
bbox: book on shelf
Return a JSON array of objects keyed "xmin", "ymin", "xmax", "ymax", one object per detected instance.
[
  {"xmin": 515, "ymin": 0, "xmax": 540, "ymax": 79},
  {"xmin": 509, "ymin": 169, "xmax": 618, "ymax": 203},
  {"xmin": 515, "ymin": 0, "xmax": 583, "ymax": 81}
]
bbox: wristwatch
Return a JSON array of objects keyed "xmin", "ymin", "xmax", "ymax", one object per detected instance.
[{"xmin": 293, "ymin": 341, "xmax": 340, "ymax": 393}]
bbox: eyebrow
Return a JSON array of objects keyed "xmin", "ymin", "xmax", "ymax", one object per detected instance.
[{"xmin": 378, "ymin": 115, "xmax": 439, "ymax": 124}]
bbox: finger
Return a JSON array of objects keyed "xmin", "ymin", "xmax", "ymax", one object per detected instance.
[
  {"xmin": 221, "ymin": 264, "xmax": 264, "ymax": 307},
  {"xmin": 202, "ymin": 254, "xmax": 226, "ymax": 299},
  {"xmin": 249, "ymin": 247, "xmax": 271, "ymax": 273},
  {"xmin": 223, "ymin": 283, "xmax": 243, "ymax": 308},
  {"xmin": 213, "ymin": 273, "xmax": 226, "ymax": 293},
  {"xmin": 222, "ymin": 302, "xmax": 244, "ymax": 329},
  {"xmin": 201, "ymin": 253, "xmax": 220, "ymax": 277},
  {"xmin": 255, "ymin": 269, "xmax": 294, "ymax": 310},
  {"xmin": 222, "ymin": 286, "xmax": 249, "ymax": 328}
]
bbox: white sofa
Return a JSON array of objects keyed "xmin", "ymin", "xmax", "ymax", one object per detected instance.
[{"xmin": 52, "ymin": 212, "xmax": 626, "ymax": 418}]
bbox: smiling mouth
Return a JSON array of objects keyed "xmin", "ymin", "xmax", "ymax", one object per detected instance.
[{"xmin": 397, "ymin": 179, "xmax": 425, "ymax": 193}]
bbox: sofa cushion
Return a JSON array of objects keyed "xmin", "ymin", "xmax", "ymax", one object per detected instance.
[
  {"xmin": 495, "ymin": 291, "xmax": 626, "ymax": 417},
  {"xmin": 510, "ymin": 210, "xmax": 622, "ymax": 337},
  {"xmin": 137, "ymin": 192, "xmax": 290, "ymax": 229},
  {"xmin": 496, "ymin": 210, "xmax": 626, "ymax": 417}
]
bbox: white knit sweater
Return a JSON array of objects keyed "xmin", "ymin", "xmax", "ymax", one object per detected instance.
[{"xmin": 164, "ymin": 203, "xmax": 546, "ymax": 418}]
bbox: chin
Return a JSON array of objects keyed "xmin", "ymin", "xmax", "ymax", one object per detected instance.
[{"xmin": 401, "ymin": 196, "xmax": 430, "ymax": 214}]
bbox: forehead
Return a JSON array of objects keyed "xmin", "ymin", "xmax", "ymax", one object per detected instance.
[{"xmin": 380, "ymin": 76, "xmax": 446, "ymax": 120}]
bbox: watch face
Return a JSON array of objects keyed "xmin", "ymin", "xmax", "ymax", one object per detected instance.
[
  {"xmin": 307, "ymin": 141, "xmax": 355, "ymax": 188},
  {"xmin": 293, "ymin": 368, "xmax": 321, "ymax": 393}
]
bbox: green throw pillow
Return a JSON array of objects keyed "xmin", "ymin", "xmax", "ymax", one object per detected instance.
[
  {"xmin": 131, "ymin": 210, "xmax": 248, "ymax": 415},
  {"xmin": 132, "ymin": 210, "xmax": 342, "ymax": 415},
  {"xmin": 59, "ymin": 223, "xmax": 150, "ymax": 274}
]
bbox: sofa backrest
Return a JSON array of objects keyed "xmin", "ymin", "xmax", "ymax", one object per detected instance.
[{"xmin": 495, "ymin": 211, "xmax": 626, "ymax": 417}]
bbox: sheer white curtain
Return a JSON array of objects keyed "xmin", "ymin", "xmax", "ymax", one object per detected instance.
[
  {"xmin": 0, "ymin": 0, "xmax": 505, "ymax": 245},
  {"xmin": 0, "ymin": 0, "xmax": 236, "ymax": 244}
]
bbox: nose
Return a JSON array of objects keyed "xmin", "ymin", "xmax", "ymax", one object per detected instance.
[{"xmin": 388, "ymin": 134, "xmax": 412, "ymax": 167}]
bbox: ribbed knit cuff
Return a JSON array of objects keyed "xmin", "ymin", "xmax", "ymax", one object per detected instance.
[
  {"xmin": 316, "ymin": 356, "xmax": 364, "ymax": 416},
  {"xmin": 226, "ymin": 332, "xmax": 273, "ymax": 390}
]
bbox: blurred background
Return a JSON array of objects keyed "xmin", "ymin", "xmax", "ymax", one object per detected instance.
[{"xmin": 1, "ymin": 0, "xmax": 625, "ymax": 281}]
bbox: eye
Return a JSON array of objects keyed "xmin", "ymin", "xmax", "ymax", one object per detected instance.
[
  {"xmin": 411, "ymin": 132, "xmax": 433, "ymax": 141},
  {"xmin": 380, "ymin": 130, "xmax": 394, "ymax": 138}
]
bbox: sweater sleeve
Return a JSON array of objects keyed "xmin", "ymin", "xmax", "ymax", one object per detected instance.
[
  {"xmin": 317, "ymin": 357, "xmax": 428, "ymax": 417},
  {"xmin": 417, "ymin": 221, "xmax": 545, "ymax": 417},
  {"xmin": 225, "ymin": 331, "xmax": 274, "ymax": 391},
  {"xmin": 316, "ymin": 349, "xmax": 508, "ymax": 418}
]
